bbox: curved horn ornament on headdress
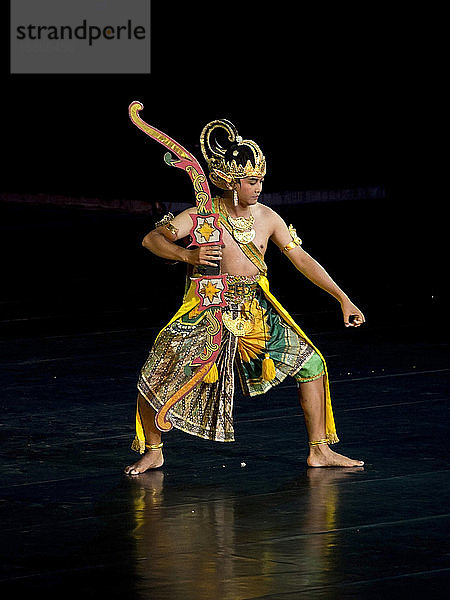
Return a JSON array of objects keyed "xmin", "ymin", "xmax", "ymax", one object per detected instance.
[{"xmin": 200, "ymin": 119, "xmax": 239, "ymax": 158}]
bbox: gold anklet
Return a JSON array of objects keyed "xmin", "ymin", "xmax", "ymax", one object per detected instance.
[
  {"xmin": 145, "ymin": 442, "xmax": 163, "ymax": 450},
  {"xmin": 309, "ymin": 438, "xmax": 329, "ymax": 447}
]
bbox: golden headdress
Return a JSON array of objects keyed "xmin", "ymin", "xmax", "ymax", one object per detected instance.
[{"xmin": 200, "ymin": 119, "xmax": 266, "ymax": 190}]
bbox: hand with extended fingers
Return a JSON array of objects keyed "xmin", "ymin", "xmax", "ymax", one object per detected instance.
[{"xmin": 187, "ymin": 245, "xmax": 223, "ymax": 267}]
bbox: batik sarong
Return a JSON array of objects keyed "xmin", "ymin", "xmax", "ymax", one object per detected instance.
[{"xmin": 133, "ymin": 274, "xmax": 338, "ymax": 451}]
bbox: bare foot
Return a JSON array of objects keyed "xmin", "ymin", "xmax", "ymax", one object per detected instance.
[
  {"xmin": 307, "ymin": 444, "xmax": 364, "ymax": 468},
  {"xmin": 124, "ymin": 449, "xmax": 164, "ymax": 475}
]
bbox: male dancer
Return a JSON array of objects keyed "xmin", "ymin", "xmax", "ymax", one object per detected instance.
[{"xmin": 125, "ymin": 119, "xmax": 365, "ymax": 475}]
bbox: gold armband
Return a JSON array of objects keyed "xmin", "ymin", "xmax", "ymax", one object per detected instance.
[
  {"xmin": 281, "ymin": 224, "xmax": 302, "ymax": 253},
  {"xmin": 163, "ymin": 222, "xmax": 179, "ymax": 236},
  {"xmin": 155, "ymin": 212, "xmax": 178, "ymax": 237}
]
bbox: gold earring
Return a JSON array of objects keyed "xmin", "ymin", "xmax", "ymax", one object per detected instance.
[{"xmin": 233, "ymin": 189, "xmax": 239, "ymax": 206}]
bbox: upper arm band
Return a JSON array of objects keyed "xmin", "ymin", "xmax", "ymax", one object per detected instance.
[{"xmin": 281, "ymin": 224, "xmax": 302, "ymax": 253}]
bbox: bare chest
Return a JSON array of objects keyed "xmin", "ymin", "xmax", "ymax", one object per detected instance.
[{"xmin": 220, "ymin": 219, "xmax": 271, "ymax": 275}]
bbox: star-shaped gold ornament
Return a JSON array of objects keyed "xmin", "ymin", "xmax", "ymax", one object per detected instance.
[
  {"xmin": 197, "ymin": 221, "xmax": 215, "ymax": 242},
  {"xmin": 200, "ymin": 280, "xmax": 220, "ymax": 302}
]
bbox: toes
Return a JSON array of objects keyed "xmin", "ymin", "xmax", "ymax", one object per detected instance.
[
  {"xmin": 124, "ymin": 465, "xmax": 140, "ymax": 475},
  {"xmin": 348, "ymin": 460, "xmax": 364, "ymax": 467}
]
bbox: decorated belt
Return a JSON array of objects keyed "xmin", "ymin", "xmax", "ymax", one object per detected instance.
[
  {"xmin": 222, "ymin": 275, "xmax": 261, "ymax": 336},
  {"xmin": 224, "ymin": 275, "xmax": 260, "ymax": 304}
]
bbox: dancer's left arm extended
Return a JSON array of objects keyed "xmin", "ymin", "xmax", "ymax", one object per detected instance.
[{"xmin": 269, "ymin": 212, "xmax": 365, "ymax": 327}]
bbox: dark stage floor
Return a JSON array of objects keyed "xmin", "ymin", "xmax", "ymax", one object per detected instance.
[
  {"xmin": 1, "ymin": 313, "xmax": 449, "ymax": 599},
  {"xmin": 1, "ymin": 201, "xmax": 449, "ymax": 598}
]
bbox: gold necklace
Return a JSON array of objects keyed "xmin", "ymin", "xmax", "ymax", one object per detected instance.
[{"xmin": 227, "ymin": 213, "xmax": 255, "ymax": 244}]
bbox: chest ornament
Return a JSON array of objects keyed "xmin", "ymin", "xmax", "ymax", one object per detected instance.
[{"xmin": 227, "ymin": 214, "xmax": 256, "ymax": 244}]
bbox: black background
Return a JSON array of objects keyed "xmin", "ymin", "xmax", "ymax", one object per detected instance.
[{"xmin": 1, "ymin": 4, "xmax": 444, "ymax": 338}]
